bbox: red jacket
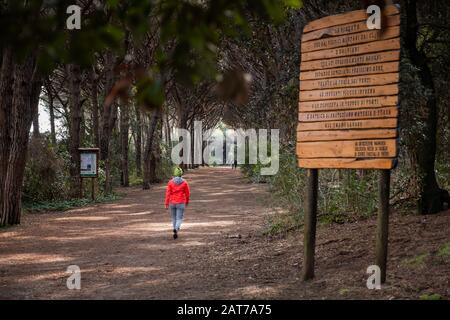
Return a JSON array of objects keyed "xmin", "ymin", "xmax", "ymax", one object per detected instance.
[{"xmin": 165, "ymin": 178, "xmax": 190, "ymax": 206}]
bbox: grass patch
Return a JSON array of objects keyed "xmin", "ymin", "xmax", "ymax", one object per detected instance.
[
  {"xmin": 339, "ymin": 288, "xmax": 350, "ymax": 296},
  {"xmin": 403, "ymin": 253, "xmax": 429, "ymax": 267},
  {"xmin": 264, "ymin": 210, "xmax": 303, "ymax": 236},
  {"xmin": 419, "ymin": 293, "xmax": 444, "ymax": 300},
  {"xmin": 437, "ymin": 243, "xmax": 450, "ymax": 258},
  {"xmin": 129, "ymin": 174, "xmax": 143, "ymax": 187},
  {"xmin": 23, "ymin": 193, "xmax": 123, "ymax": 213}
]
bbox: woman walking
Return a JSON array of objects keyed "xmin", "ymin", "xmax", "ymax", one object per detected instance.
[{"xmin": 165, "ymin": 167, "xmax": 190, "ymax": 239}]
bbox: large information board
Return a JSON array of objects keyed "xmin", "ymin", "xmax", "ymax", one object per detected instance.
[{"xmin": 297, "ymin": 5, "xmax": 400, "ymax": 169}]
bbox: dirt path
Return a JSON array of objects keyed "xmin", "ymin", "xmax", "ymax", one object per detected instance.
[{"xmin": 0, "ymin": 167, "xmax": 448, "ymax": 299}]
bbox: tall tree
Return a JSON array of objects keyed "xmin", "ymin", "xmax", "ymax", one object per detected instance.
[
  {"xmin": 402, "ymin": 0, "xmax": 448, "ymax": 214},
  {"xmin": 90, "ymin": 67, "xmax": 100, "ymax": 147},
  {"xmin": 0, "ymin": 48, "xmax": 42, "ymax": 225},
  {"xmin": 120, "ymin": 104, "xmax": 130, "ymax": 187},
  {"xmin": 143, "ymin": 110, "xmax": 161, "ymax": 189},
  {"xmin": 67, "ymin": 64, "xmax": 83, "ymax": 198},
  {"xmin": 134, "ymin": 105, "xmax": 143, "ymax": 177},
  {"xmin": 100, "ymin": 52, "xmax": 118, "ymax": 194},
  {"xmin": 32, "ymin": 110, "xmax": 40, "ymax": 138}
]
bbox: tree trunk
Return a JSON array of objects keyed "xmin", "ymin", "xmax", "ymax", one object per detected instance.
[
  {"xmin": 166, "ymin": 113, "xmax": 172, "ymax": 147},
  {"xmin": 32, "ymin": 109, "xmax": 40, "ymax": 138},
  {"xmin": 0, "ymin": 48, "xmax": 14, "ymax": 226},
  {"xmin": 135, "ymin": 105, "xmax": 142, "ymax": 177},
  {"xmin": 120, "ymin": 105, "xmax": 130, "ymax": 187},
  {"xmin": 90, "ymin": 67, "xmax": 100, "ymax": 147},
  {"xmin": 105, "ymin": 104, "xmax": 118, "ymax": 194},
  {"xmin": 100, "ymin": 52, "xmax": 115, "ymax": 160},
  {"xmin": 68, "ymin": 64, "xmax": 82, "ymax": 198},
  {"xmin": 0, "ymin": 49, "xmax": 41, "ymax": 226},
  {"xmin": 143, "ymin": 111, "xmax": 160, "ymax": 189},
  {"xmin": 48, "ymin": 94, "xmax": 56, "ymax": 144},
  {"xmin": 149, "ymin": 120, "xmax": 162, "ymax": 183},
  {"xmin": 100, "ymin": 52, "xmax": 117, "ymax": 194},
  {"xmin": 404, "ymin": 0, "xmax": 446, "ymax": 214}
]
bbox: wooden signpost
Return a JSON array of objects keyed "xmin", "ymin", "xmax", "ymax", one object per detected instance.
[
  {"xmin": 79, "ymin": 148, "xmax": 100, "ymax": 201},
  {"xmin": 297, "ymin": 5, "xmax": 401, "ymax": 283}
]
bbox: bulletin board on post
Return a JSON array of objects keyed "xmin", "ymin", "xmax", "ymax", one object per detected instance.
[
  {"xmin": 296, "ymin": 4, "xmax": 401, "ymax": 285},
  {"xmin": 79, "ymin": 148, "xmax": 100, "ymax": 201},
  {"xmin": 79, "ymin": 148, "xmax": 100, "ymax": 178}
]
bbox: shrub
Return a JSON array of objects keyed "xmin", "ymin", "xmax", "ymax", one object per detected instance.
[{"xmin": 23, "ymin": 136, "xmax": 68, "ymax": 203}]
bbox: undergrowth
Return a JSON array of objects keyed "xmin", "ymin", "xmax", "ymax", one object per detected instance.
[{"xmin": 23, "ymin": 193, "xmax": 123, "ymax": 213}]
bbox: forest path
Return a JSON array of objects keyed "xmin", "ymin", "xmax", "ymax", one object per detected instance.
[
  {"xmin": 0, "ymin": 167, "xmax": 278, "ymax": 299},
  {"xmin": 0, "ymin": 167, "xmax": 448, "ymax": 299}
]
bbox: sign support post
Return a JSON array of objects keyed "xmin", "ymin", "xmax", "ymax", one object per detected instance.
[
  {"xmin": 303, "ymin": 168, "xmax": 319, "ymax": 281},
  {"xmin": 376, "ymin": 169, "xmax": 390, "ymax": 283},
  {"xmin": 91, "ymin": 177, "xmax": 96, "ymax": 201}
]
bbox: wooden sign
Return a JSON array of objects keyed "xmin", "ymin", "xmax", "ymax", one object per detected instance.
[
  {"xmin": 301, "ymin": 50, "xmax": 400, "ymax": 71},
  {"xmin": 298, "ymin": 5, "xmax": 401, "ymax": 287},
  {"xmin": 297, "ymin": 5, "xmax": 400, "ymax": 170}
]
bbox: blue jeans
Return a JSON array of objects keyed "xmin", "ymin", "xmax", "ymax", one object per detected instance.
[{"xmin": 170, "ymin": 203, "xmax": 185, "ymax": 231}]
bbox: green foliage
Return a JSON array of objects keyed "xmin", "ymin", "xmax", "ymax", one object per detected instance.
[
  {"xmin": 23, "ymin": 136, "xmax": 68, "ymax": 203},
  {"xmin": 419, "ymin": 293, "xmax": 444, "ymax": 300},
  {"xmin": 245, "ymin": 149, "xmax": 380, "ymax": 234},
  {"xmin": 157, "ymin": 148, "xmax": 175, "ymax": 181},
  {"xmin": 318, "ymin": 170, "xmax": 378, "ymax": 224},
  {"xmin": 2, "ymin": 0, "xmax": 302, "ymax": 110},
  {"xmin": 23, "ymin": 136, "xmax": 116, "ymax": 205},
  {"xmin": 403, "ymin": 253, "xmax": 429, "ymax": 268},
  {"xmin": 437, "ymin": 243, "xmax": 450, "ymax": 259},
  {"xmin": 255, "ymin": 151, "xmax": 305, "ymax": 235},
  {"xmin": 339, "ymin": 288, "xmax": 350, "ymax": 296},
  {"xmin": 23, "ymin": 193, "xmax": 123, "ymax": 213},
  {"xmin": 129, "ymin": 174, "xmax": 143, "ymax": 187}
]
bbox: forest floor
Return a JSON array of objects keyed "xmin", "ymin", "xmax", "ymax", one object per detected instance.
[{"xmin": 0, "ymin": 167, "xmax": 448, "ymax": 299}]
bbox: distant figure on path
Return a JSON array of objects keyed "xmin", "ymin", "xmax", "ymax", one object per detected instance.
[
  {"xmin": 165, "ymin": 167, "xmax": 190, "ymax": 239},
  {"xmin": 232, "ymin": 159, "xmax": 238, "ymax": 169}
]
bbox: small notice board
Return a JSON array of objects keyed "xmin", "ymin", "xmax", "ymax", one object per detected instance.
[{"xmin": 79, "ymin": 148, "xmax": 99, "ymax": 178}]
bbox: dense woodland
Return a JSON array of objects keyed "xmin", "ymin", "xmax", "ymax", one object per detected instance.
[{"xmin": 0, "ymin": 0, "xmax": 449, "ymax": 228}]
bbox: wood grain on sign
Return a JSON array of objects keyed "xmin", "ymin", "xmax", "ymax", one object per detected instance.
[
  {"xmin": 299, "ymin": 96, "xmax": 398, "ymax": 112},
  {"xmin": 296, "ymin": 139, "xmax": 397, "ymax": 158},
  {"xmin": 297, "ymin": 118, "xmax": 398, "ymax": 131},
  {"xmin": 299, "ymin": 106, "xmax": 398, "ymax": 122},
  {"xmin": 300, "ymin": 61, "xmax": 399, "ymax": 81},
  {"xmin": 301, "ymin": 15, "xmax": 400, "ymax": 42},
  {"xmin": 299, "ymin": 84, "xmax": 398, "ymax": 101},
  {"xmin": 301, "ymin": 26, "xmax": 400, "ymax": 53},
  {"xmin": 297, "ymin": 7, "xmax": 401, "ymax": 170},
  {"xmin": 301, "ymin": 50, "xmax": 400, "ymax": 71},
  {"xmin": 300, "ymin": 73, "xmax": 399, "ymax": 91},
  {"xmin": 301, "ymin": 38, "xmax": 400, "ymax": 62},
  {"xmin": 303, "ymin": 5, "xmax": 400, "ymax": 33},
  {"xmin": 298, "ymin": 158, "xmax": 395, "ymax": 169},
  {"xmin": 297, "ymin": 129, "xmax": 397, "ymax": 142}
]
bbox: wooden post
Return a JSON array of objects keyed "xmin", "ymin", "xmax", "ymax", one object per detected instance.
[
  {"xmin": 376, "ymin": 169, "xmax": 390, "ymax": 283},
  {"xmin": 91, "ymin": 178, "xmax": 96, "ymax": 201},
  {"xmin": 303, "ymin": 168, "xmax": 318, "ymax": 281}
]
